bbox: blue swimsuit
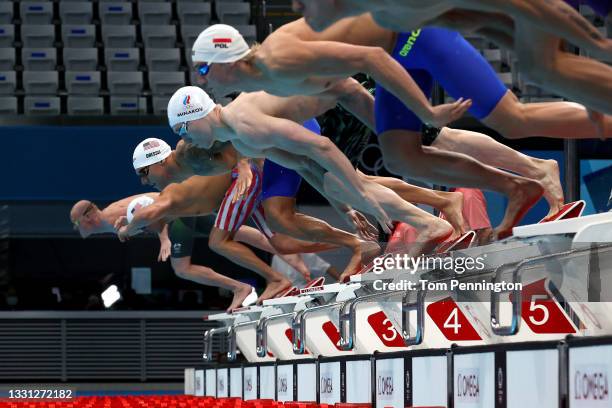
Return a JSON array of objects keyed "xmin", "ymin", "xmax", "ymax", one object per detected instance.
[
  {"xmin": 261, "ymin": 118, "xmax": 321, "ymax": 201},
  {"xmin": 375, "ymin": 27, "xmax": 508, "ymax": 134}
]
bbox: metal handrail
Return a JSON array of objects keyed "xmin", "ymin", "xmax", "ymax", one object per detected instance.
[
  {"xmin": 203, "ymin": 327, "xmax": 228, "ymax": 362},
  {"xmin": 490, "ymin": 244, "xmax": 612, "ymax": 336},
  {"xmin": 338, "ymin": 290, "xmax": 403, "ymax": 351},
  {"xmin": 226, "ymin": 321, "xmax": 258, "ymax": 362},
  {"xmin": 291, "ymin": 302, "xmax": 342, "ymax": 355},
  {"xmin": 256, "ymin": 312, "xmax": 296, "ymax": 358},
  {"xmin": 402, "ymin": 288, "xmax": 426, "ymax": 346}
]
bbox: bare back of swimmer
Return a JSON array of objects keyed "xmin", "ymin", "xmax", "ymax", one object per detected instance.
[
  {"xmin": 191, "ymin": 24, "xmax": 471, "ymax": 129},
  {"xmin": 291, "ymin": 0, "xmax": 612, "ymax": 59}
]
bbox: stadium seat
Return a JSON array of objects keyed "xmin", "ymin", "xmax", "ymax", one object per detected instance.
[
  {"xmin": 0, "ymin": 25, "xmax": 14, "ymax": 47},
  {"xmin": 20, "ymin": 2, "xmax": 54, "ymax": 25},
  {"xmin": 110, "ymin": 96, "xmax": 148, "ymax": 115},
  {"xmin": 149, "ymin": 71, "xmax": 186, "ymax": 95},
  {"xmin": 185, "ymin": 47, "xmax": 194, "ymax": 67},
  {"xmin": 483, "ymin": 48, "xmax": 502, "ymax": 71},
  {"xmin": 21, "ymin": 25, "xmax": 55, "ymax": 48},
  {"xmin": 59, "ymin": 2, "xmax": 93, "ymax": 24},
  {"xmin": 497, "ymin": 72, "xmax": 513, "ymax": 87},
  {"xmin": 144, "ymin": 48, "xmax": 180, "ymax": 71},
  {"xmin": 62, "ymin": 25, "xmax": 96, "ymax": 48},
  {"xmin": 65, "ymin": 71, "xmax": 101, "ymax": 94},
  {"xmin": 177, "ymin": 2, "xmax": 212, "ymax": 26},
  {"xmin": 99, "ymin": 2, "xmax": 133, "ymax": 25},
  {"xmin": 0, "ymin": 48, "xmax": 15, "ymax": 70},
  {"xmin": 107, "ymin": 71, "xmax": 143, "ymax": 94},
  {"xmin": 67, "ymin": 96, "xmax": 104, "ymax": 115},
  {"xmin": 23, "ymin": 70, "xmax": 58, "ymax": 94},
  {"xmin": 102, "ymin": 25, "xmax": 137, "ymax": 47},
  {"xmin": 0, "ymin": 3, "xmax": 12, "ymax": 25},
  {"xmin": 235, "ymin": 24, "xmax": 256, "ymax": 44},
  {"xmin": 24, "ymin": 96, "xmax": 61, "ymax": 115},
  {"xmin": 181, "ymin": 24, "xmax": 203, "ymax": 49},
  {"xmin": 138, "ymin": 2, "xmax": 173, "ymax": 25},
  {"xmin": 0, "ymin": 96, "xmax": 17, "ymax": 114},
  {"xmin": 141, "ymin": 25, "xmax": 177, "ymax": 48},
  {"xmin": 22, "ymin": 48, "xmax": 57, "ymax": 71},
  {"xmin": 189, "ymin": 70, "xmax": 201, "ymax": 86},
  {"xmin": 215, "ymin": 2, "xmax": 251, "ymax": 25},
  {"xmin": 152, "ymin": 95, "xmax": 170, "ymax": 114},
  {"xmin": 64, "ymin": 47, "xmax": 98, "ymax": 70},
  {"xmin": 0, "ymin": 71, "xmax": 16, "ymax": 94},
  {"xmin": 104, "ymin": 48, "xmax": 140, "ymax": 71}
]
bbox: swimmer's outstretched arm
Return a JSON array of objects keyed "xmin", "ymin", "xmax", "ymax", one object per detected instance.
[
  {"xmin": 323, "ymin": 78, "xmax": 376, "ymax": 130},
  {"xmin": 269, "ymin": 39, "xmax": 470, "ymax": 127},
  {"xmin": 472, "ymin": 0, "xmax": 610, "ymax": 55},
  {"xmin": 118, "ymin": 193, "xmax": 175, "ymax": 240},
  {"xmin": 156, "ymin": 224, "xmax": 171, "ymax": 262},
  {"xmin": 239, "ymin": 114, "xmax": 391, "ymax": 229},
  {"xmin": 243, "ymin": 114, "xmax": 369, "ymax": 201}
]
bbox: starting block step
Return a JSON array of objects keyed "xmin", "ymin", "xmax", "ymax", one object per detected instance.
[{"xmin": 513, "ymin": 211, "xmax": 612, "ymax": 238}]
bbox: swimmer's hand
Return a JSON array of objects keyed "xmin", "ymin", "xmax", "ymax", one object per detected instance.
[
  {"xmin": 346, "ymin": 210, "xmax": 378, "ymax": 241},
  {"xmin": 114, "ymin": 216, "xmax": 128, "ymax": 230},
  {"xmin": 363, "ymin": 194, "xmax": 393, "ymax": 234},
  {"xmin": 233, "ymin": 159, "xmax": 253, "ymax": 203},
  {"xmin": 427, "ymin": 98, "xmax": 472, "ymax": 128},
  {"xmin": 587, "ymin": 109, "xmax": 607, "ymax": 140},
  {"xmin": 158, "ymin": 238, "xmax": 171, "ymax": 262},
  {"xmin": 280, "ymin": 253, "xmax": 311, "ymax": 281},
  {"xmin": 117, "ymin": 226, "xmax": 130, "ymax": 243}
]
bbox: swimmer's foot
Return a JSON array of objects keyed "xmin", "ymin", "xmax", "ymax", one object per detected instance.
[
  {"xmin": 495, "ymin": 178, "xmax": 544, "ymax": 240},
  {"xmin": 476, "ymin": 228, "xmax": 495, "ymax": 246},
  {"xmin": 257, "ymin": 278, "xmax": 292, "ymax": 304},
  {"xmin": 281, "ymin": 253, "xmax": 311, "ymax": 281},
  {"xmin": 412, "ymin": 218, "xmax": 454, "ymax": 257},
  {"xmin": 339, "ymin": 240, "xmax": 382, "ymax": 283},
  {"xmin": 533, "ymin": 158, "xmax": 564, "ymax": 218},
  {"xmin": 440, "ymin": 190, "xmax": 467, "ymax": 237},
  {"xmin": 227, "ymin": 284, "xmax": 255, "ymax": 313}
]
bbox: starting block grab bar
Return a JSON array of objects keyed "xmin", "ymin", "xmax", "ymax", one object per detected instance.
[
  {"xmin": 256, "ymin": 312, "xmax": 296, "ymax": 358},
  {"xmin": 292, "ymin": 303, "xmax": 342, "ymax": 355},
  {"xmin": 490, "ymin": 243, "xmax": 612, "ymax": 336}
]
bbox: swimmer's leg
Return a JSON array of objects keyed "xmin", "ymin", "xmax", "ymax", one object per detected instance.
[
  {"xmin": 208, "ymin": 227, "xmax": 291, "ymax": 303},
  {"xmin": 234, "ymin": 225, "xmax": 331, "ymax": 280},
  {"xmin": 468, "ymin": 0, "xmax": 611, "ymax": 56},
  {"xmin": 433, "ymin": 127, "xmax": 564, "ymax": 216},
  {"xmin": 361, "ymin": 171, "xmax": 467, "ymax": 235},
  {"xmin": 483, "ymin": 90, "xmax": 612, "ymax": 140},
  {"xmin": 379, "ymin": 130, "xmax": 543, "ymax": 239},
  {"xmin": 514, "ymin": 21, "xmax": 612, "ymax": 116},
  {"xmin": 264, "ymin": 196, "xmax": 370, "ymax": 278},
  {"xmin": 321, "ymin": 171, "xmax": 454, "ymax": 266},
  {"xmin": 171, "ymin": 256, "xmax": 253, "ymax": 312}
]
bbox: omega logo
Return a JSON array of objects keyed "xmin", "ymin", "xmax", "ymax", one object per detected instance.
[
  {"xmin": 457, "ymin": 373, "xmax": 480, "ymax": 399},
  {"xmin": 377, "ymin": 375, "xmax": 394, "ymax": 396},
  {"xmin": 278, "ymin": 376, "xmax": 288, "ymax": 394},
  {"xmin": 575, "ymin": 369, "xmax": 609, "ymax": 401},
  {"xmin": 320, "ymin": 376, "xmax": 333, "ymax": 394}
]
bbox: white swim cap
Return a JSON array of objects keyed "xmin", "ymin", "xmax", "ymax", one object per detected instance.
[
  {"xmin": 132, "ymin": 138, "xmax": 172, "ymax": 170},
  {"xmin": 126, "ymin": 195, "xmax": 155, "ymax": 223},
  {"xmin": 167, "ymin": 86, "xmax": 216, "ymax": 129},
  {"xmin": 192, "ymin": 24, "xmax": 251, "ymax": 64}
]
